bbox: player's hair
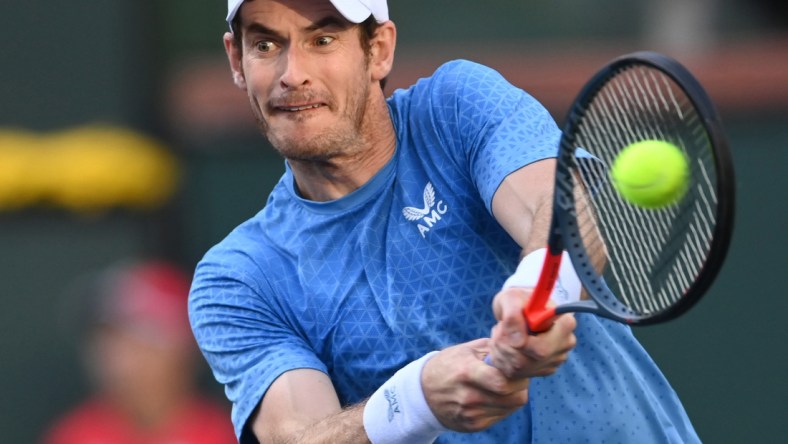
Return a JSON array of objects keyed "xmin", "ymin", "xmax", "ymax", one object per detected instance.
[{"xmin": 230, "ymin": 15, "xmax": 387, "ymax": 90}]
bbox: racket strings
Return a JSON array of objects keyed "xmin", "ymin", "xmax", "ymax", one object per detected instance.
[{"xmin": 566, "ymin": 65, "xmax": 720, "ymax": 316}]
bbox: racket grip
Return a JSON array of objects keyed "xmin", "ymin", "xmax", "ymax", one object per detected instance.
[
  {"xmin": 525, "ymin": 306, "xmax": 558, "ymax": 333},
  {"xmin": 522, "ymin": 249, "xmax": 562, "ymax": 333}
]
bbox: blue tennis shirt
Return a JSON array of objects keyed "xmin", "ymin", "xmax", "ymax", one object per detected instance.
[{"xmin": 189, "ymin": 60, "xmax": 699, "ymax": 443}]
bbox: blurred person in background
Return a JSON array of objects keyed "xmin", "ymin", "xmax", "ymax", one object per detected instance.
[{"xmin": 42, "ymin": 261, "xmax": 236, "ymax": 444}]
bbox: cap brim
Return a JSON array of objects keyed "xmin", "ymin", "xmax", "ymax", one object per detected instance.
[{"xmin": 227, "ymin": 0, "xmax": 243, "ymax": 30}]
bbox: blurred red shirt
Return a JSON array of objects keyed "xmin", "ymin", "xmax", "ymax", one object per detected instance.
[{"xmin": 43, "ymin": 395, "xmax": 236, "ymax": 444}]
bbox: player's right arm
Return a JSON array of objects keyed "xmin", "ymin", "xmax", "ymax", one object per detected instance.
[
  {"xmin": 250, "ymin": 368, "xmax": 367, "ymax": 443},
  {"xmin": 249, "ymin": 339, "xmax": 534, "ymax": 442}
]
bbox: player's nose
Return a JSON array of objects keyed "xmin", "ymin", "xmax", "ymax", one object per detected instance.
[{"xmin": 279, "ymin": 46, "xmax": 311, "ymax": 89}]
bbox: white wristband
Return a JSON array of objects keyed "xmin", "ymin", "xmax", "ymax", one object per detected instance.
[
  {"xmin": 503, "ymin": 248, "xmax": 582, "ymax": 305},
  {"xmin": 363, "ymin": 352, "xmax": 448, "ymax": 444}
]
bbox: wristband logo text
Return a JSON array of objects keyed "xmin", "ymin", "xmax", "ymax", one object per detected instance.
[{"xmin": 383, "ymin": 386, "xmax": 401, "ymax": 422}]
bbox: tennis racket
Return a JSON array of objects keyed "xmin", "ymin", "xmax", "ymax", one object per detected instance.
[{"xmin": 523, "ymin": 50, "xmax": 735, "ymax": 333}]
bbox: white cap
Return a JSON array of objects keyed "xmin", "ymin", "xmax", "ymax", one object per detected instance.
[{"xmin": 227, "ymin": 0, "xmax": 389, "ymax": 31}]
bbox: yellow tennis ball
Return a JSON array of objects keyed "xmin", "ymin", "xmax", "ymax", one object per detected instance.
[{"xmin": 610, "ymin": 140, "xmax": 689, "ymax": 209}]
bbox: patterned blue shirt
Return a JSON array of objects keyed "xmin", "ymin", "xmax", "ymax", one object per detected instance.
[{"xmin": 189, "ymin": 60, "xmax": 699, "ymax": 443}]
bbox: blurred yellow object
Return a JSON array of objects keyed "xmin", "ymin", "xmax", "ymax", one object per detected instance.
[
  {"xmin": 0, "ymin": 130, "xmax": 44, "ymax": 209},
  {"xmin": 0, "ymin": 125, "xmax": 178, "ymax": 212}
]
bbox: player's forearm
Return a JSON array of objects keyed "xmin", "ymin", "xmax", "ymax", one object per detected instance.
[
  {"xmin": 490, "ymin": 158, "xmax": 557, "ymax": 258},
  {"xmin": 522, "ymin": 189, "xmax": 553, "ymax": 256},
  {"xmin": 570, "ymin": 171, "xmax": 607, "ymax": 276},
  {"xmin": 262, "ymin": 402, "xmax": 370, "ymax": 444},
  {"xmin": 254, "ymin": 355, "xmax": 445, "ymax": 444}
]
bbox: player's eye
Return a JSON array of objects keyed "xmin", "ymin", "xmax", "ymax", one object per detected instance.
[
  {"xmin": 315, "ymin": 36, "xmax": 335, "ymax": 47},
  {"xmin": 255, "ymin": 40, "xmax": 277, "ymax": 53}
]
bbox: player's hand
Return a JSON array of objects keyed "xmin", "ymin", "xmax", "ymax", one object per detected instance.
[
  {"xmin": 421, "ymin": 339, "xmax": 530, "ymax": 433},
  {"xmin": 488, "ymin": 287, "xmax": 577, "ymax": 379}
]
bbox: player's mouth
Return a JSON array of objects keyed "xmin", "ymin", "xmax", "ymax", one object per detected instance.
[
  {"xmin": 276, "ymin": 103, "xmax": 325, "ymax": 112},
  {"xmin": 271, "ymin": 93, "xmax": 330, "ymax": 114}
]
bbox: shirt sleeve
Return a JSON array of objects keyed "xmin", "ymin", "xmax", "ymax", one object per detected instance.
[
  {"xmin": 398, "ymin": 60, "xmax": 562, "ymax": 213},
  {"xmin": 189, "ymin": 246, "xmax": 327, "ymax": 442}
]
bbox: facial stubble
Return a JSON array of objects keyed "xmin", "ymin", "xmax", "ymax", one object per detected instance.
[{"xmin": 251, "ymin": 67, "xmax": 372, "ymax": 163}]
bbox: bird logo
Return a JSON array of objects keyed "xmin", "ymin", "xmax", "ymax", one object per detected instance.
[{"xmin": 402, "ymin": 182, "xmax": 436, "ymax": 221}]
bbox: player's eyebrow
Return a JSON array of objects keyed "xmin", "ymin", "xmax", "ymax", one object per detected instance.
[
  {"xmin": 245, "ymin": 22, "xmax": 283, "ymax": 40},
  {"xmin": 245, "ymin": 15, "xmax": 350, "ymax": 39},
  {"xmin": 304, "ymin": 15, "xmax": 350, "ymax": 33}
]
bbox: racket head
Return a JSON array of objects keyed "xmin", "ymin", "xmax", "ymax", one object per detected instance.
[{"xmin": 552, "ymin": 51, "xmax": 735, "ymax": 325}]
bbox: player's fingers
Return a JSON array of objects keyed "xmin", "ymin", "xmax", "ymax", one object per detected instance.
[
  {"xmin": 525, "ymin": 313, "xmax": 577, "ymax": 361},
  {"xmin": 436, "ymin": 390, "xmax": 528, "ymax": 433},
  {"xmin": 427, "ymin": 341, "xmax": 530, "ymax": 432},
  {"xmin": 491, "ymin": 288, "xmax": 530, "ymax": 348},
  {"xmin": 466, "ymin": 338, "xmax": 491, "ymax": 359},
  {"xmin": 486, "ymin": 340, "xmax": 533, "ymax": 379},
  {"xmin": 491, "ymin": 287, "xmax": 528, "ymax": 320},
  {"xmin": 468, "ymin": 357, "xmax": 530, "ymax": 397},
  {"xmin": 553, "ymin": 312, "xmax": 577, "ymax": 335},
  {"xmin": 488, "ymin": 313, "xmax": 577, "ymax": 378},
  {"xmin": 545, "ymin": 313, "xmax": 577, "ymax": 352}
]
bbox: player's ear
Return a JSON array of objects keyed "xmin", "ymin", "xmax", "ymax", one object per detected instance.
[
  {"xmin": 223, "ymin": 31, "xmax": 247, "ymax": 90},
  {"xmin": 369, "ymin": 21, "xmax": 396, "ymax": 83}
]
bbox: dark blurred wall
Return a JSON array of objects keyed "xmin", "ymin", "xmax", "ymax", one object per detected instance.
[
  {"xmin": 0, "ymin": 2, "xmax": 158, "ymax": 131},
  {"xmin": 0, "ymin": 2, "xmax": 171, "ymax": 442}
]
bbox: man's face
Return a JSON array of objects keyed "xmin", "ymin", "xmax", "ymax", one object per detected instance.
[
  {"xmin": 88, "ymin": 326, "xmax": 195, "ymax": 415},
  {"xmin": 230, "ymin": 0, "xmax": 374, "ymax": 161}
]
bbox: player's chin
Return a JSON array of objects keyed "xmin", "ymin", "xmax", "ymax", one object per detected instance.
[
  {"xmin": 269, "ymin": 135, "xmax": 338, "ymax": 162},
  {"xmin": 266, "ymin": 113, "xmax": 332, "ymax": 141}
]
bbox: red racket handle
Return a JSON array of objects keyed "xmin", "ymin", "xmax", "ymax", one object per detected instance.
[{"xmin": 522, "ymin": 249, "xmax": 561, "ymax": 333}]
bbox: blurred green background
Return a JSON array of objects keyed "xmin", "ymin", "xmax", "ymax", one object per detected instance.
[{"xmin": 1, "ymin": 1, "xmax": 786, "ymax": 442}]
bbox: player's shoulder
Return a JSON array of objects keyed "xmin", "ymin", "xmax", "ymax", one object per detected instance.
[
  {"xmin": 192, "ymin": 178, "xmax": 310, "ymax": 296},
  {"xmin": 203, "ymin": 210, "xmax": 264, "ymax": 255},
  {"xmin": 192, "ymin": 208, "xmax": 278, "ymax": 287},
  {"xmin": 389, "ymin": 59, "xmax": 513, "ymax": 115},
  {"xmin": 197, "ymin": 176, "xmax": 292, "ymax": 263},
  {"xmin": 393, "ymin": 59, "xmax": 505, "ymax": 95},
  {"xmin": 435, "ymin": 59, "xmax": 499, "ymax": 76},
  {"xmin": 431, "ymin": 59, "xmax": 510, "ymax": 90}
]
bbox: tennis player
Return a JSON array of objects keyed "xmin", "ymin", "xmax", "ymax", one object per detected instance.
[{"xmin": 189, "ymin": 0, "xmax": 700, "ymax": 442}]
